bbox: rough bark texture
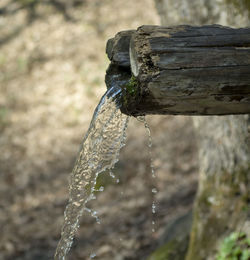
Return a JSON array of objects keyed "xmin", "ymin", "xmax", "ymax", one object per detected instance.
[
  {"xmin": 106, "ymin": 26, "xmax": 250, "ymax": 116},
  {"xmin": 105, "ymin": 30, "xmax": 133, "ymax": 95},
  {"xmin": 187, "ymin": 116, "xmax": 250, "ymax": 260},
  {"xmin": 129, "ymin": 25, "xmax": 250, "ymax": 116},
  {"xmin": 155, "ymin": 0, "xmax": 250, "ymax": 27},
  {"xmin": 154, "ymin": 1, "xmax": 250, "ymax": 260},
  {"xmin": 106, "ymin": 30, "xmax": 135, "ymax": 68}
]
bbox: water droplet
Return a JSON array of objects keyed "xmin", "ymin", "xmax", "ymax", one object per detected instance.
[
  {"xmin": 152, "ymin": 188, "xmax": 157, "ymax": 194},
  {"xmin": 109, "ymin": 170, "xmax": 115, "ymax": 178},
  {"xmin": 92, "ymin": 210, "xmax": 97, "ymax": 216},
  {"xmin": 116, "ymin": 178, "xmax": 120, "ymax": 183},
  {"xmin": 99, "ymin": 186, "xmax": 104, "ymax": 192},
  {"xmin": 152, "ymin": 220, "xmax": 156, "ymax": 232},
  {"xmin": 138, "ymin": 116, "xmax": 156, "ymax": 179},
  {"xmin": 152, "ymin": 202, "xmax": 156, "ymax": 214},
  {"xmin": 73, "ymin": 202, "xmax": 81, "ymax": 207},
  {"xmin": 84, "ymin": 207, "xmax": 91, "ymax": 213},
  {"xmin": 90, "ymin": 252, "xmax": 96, "ymax": 258}
]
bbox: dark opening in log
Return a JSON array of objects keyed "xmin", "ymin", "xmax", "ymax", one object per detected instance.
[{"xmin": 105, "ymin": 25, "xmax": 250, "ymax": 116}]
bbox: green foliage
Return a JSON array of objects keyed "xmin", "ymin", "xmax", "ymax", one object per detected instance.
[
  {"xmin": 121, "ymin": 75, "xmax": 139, "ymax": 111},
  {"xmin": 216, "ymin": 232, "xmax": 250, "ymax": 260},
  {"xmin": 124, "ymin": 75, "xmax": 138, "ymax": 96},
  {"xmin": 186, "ymin": 164, "xmax": 250, "ymax": 260},
  {"xmin": 242, "ymin": 205, "xmax": 250, "ymax": 212}
]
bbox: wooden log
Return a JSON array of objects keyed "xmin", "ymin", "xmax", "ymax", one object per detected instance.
[
  {"xmin": 106, "ymin": 25, "xmax": 250, "ymax": 116},
  {"xmin": 106, "ymin": 30, "xmax": 135, "ymax": 68},
  {"xmin": 105, "ymin": 30, "xmax": 133, "ymax": 98}
]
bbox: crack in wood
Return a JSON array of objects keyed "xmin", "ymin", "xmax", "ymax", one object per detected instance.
[{"xmin": 105, "ymin": 25, "xmax": 250, "ymax": 116}]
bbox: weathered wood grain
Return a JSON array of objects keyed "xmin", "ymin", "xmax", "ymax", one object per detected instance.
[
  {"xmin": 106, "ymin": 30, "xmax": 135, "ymax": 68},
  {"xmin": 106, "ymin": 25, "xmax": 250, "ymax": 116},
  {"xmin": 105, "ymin": 30, "xmax": 133, "ymax": 98}
]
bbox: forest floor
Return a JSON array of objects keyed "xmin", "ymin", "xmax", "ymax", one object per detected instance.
[{"xmin": 0, "ymin": 0, "xmax": 198, "ymax": 259}]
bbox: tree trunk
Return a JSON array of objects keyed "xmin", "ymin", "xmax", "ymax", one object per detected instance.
[
  {"xmin": 154, "ymin": 1, "xmax": 250, "ymax": 259},
  {"xmin": 187, "ymin": 115, "xmax": 250, "ymax": 260}
]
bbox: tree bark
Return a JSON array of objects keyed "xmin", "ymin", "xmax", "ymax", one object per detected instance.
[
  {"xmin": 105, "ymin": 30, "xmax": 133, "ymax": 95},
  {"xmin": 187, "ymin": 115, "xmax": 250, "ymax": 260},
  {"xmin": 153, "ymin": 1, "xmax": 250, "ymax": 260},
  {"xmin": 106, "ymin": 25, "xmax": 250, "ymax": 116},
  {"xmin": 129, "ymin": 25, "xmax": 250, "ymax": 116}
]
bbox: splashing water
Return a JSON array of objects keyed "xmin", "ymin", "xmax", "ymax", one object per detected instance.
[
  {"xmin": 55, "ymin": 86, "xmax": 128, "ymax": 259},
  {"xmin": 90, "ymin": 252, "xmax": 97, "ymax": 258}
]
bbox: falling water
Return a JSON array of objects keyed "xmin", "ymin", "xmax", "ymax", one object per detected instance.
[
  {"xmin": 55, "ymin": 86, "xmax": 128, "ymax": 259},
  {"xmin": 137, "ymin": 116, "xmax": 158, "ymax": 233}
]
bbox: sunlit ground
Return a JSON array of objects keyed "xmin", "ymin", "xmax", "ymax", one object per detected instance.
[{"xmin": 0, "ymin": 1, "xmax": 198, "ymax": 259}]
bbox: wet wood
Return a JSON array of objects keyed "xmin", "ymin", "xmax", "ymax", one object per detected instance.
[
  {"xmin": 105, "ymin": 30, "xmax": 133, "ymax": 94},
  {"xmin": 106, "ymin": 30, "xmax": 135, "ymax": 68},
  {"xmin": 106, "ymin": 25, "xmax": 250, "ymax": 116}
]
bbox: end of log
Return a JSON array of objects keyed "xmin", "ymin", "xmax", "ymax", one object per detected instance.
[
  {"xmin": 105, "ymin": 29, "xmax": 140, "ymax": 114},
  {"xmin": 105, "ymin": 30, "xmax": 135, "ymax": 68}
]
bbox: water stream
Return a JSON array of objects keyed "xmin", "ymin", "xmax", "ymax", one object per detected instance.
[
  {"xmin": 137, "ymin": 116, "xmax": 158, "ymax": 233},
  {"xmin": 55, "ymin": 86, "xmax": 128, "ymax": 259}
]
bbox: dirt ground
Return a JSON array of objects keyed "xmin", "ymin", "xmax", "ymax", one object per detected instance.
[{"xmin": 0, "ymin": 1, "xmax": 198, "ymax": 259}]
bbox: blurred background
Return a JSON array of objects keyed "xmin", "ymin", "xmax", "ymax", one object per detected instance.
[{"xmin": 0, "ymin": 1, "xmax": 199, "ymax": 259}]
